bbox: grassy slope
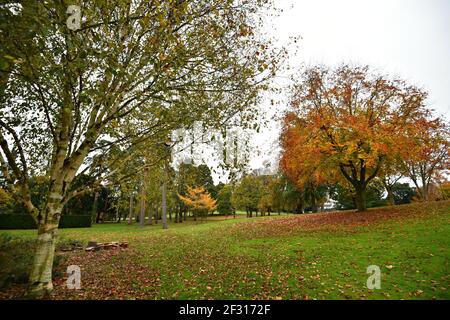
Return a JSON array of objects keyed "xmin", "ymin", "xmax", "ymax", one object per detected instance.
[{"xmin": 0, "ymin": 201, "xmax": 449, "ymax": 300}]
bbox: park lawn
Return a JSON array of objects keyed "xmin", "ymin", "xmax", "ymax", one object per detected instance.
[{"xmin": 0, "ymin": 201, "xmax": 449, "ymax": 300}]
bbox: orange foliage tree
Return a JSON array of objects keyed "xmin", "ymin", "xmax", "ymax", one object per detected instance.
[
  {"xmin": 178, "ymin": 186, "xmax": 217, "ymax": 221},
  {"xmin": 280, "ymin": 65, "xmax": 435, "ymax": 211},
  {"xmin": 398, "ymin": 117, "xmax": 449, "ymax": 201}
]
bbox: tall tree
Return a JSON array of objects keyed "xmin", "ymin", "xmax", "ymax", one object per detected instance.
[
  {"xmin": 231, "ymin": 175, "xmax": 262, "ymax": 217},
  {"xmin": 0, "ymin": 0, "xmax": 282, "ymax": 297},
  {"xmin": 216, "ymin": 184, "xmax": 233, "ymax": 216},
  {"xmin": 281, "ymin": 65, "xmax": 431, "ymax": 211}
]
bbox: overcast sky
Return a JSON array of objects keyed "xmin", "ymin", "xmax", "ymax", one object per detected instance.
[{"xmin": 246, "ymin": 0, "xmax": 450, "ymax": 175}]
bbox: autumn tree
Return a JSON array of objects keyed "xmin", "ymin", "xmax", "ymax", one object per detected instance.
[
  {"xmin": 281, "ymin": 65, "xmax": 432, "ymax": 212},
  {"xmin": 279, "ymin": 115, "xmax": 329, "ymax": 213},
  {"xmin": 178, "ymin": 186, "xmax": 217, "ymax": 221},
  {"xmin": 0, "ymin": 0, "xmax": 282, "ymax": 297},
  {"xmin": 398, "ymin": 118, "xmax": 449, "ymax": 201},
  {"xmin": 175, "ymin": 163, "xmax": 216, "ymax": 221}
]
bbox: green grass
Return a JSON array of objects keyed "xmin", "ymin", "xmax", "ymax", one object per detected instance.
[{"xmin": 0, "ymin": 201, "xmax": 449, "ymax": 300}]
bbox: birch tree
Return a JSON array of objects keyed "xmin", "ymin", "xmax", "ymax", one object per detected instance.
[{"xmin": 0, "ymin": 0, "xmax": 283, "ymax": 297}]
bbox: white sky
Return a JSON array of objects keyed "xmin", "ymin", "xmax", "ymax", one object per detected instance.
[{"xmin": 247, "ymin": 0, "xmax": 450, "ymax": 174}]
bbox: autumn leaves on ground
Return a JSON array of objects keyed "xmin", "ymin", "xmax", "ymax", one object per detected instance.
[{"xmin": 1, "ymin": 201, "xmax": 449, "ymax": 300}]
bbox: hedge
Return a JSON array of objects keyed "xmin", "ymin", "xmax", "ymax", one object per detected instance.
[
  {"xmin": 0, "ymin": 215, "xmax": 37, "ymax": 230},
  {"xmin": 59, "ymin": 215, "xmax": 91, "ymax": 228},
  {"xmin": 0, "ymin": 214, "xmax": 92, "ymax": 229}
]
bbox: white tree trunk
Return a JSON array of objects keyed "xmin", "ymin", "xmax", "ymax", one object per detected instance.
[
  {"xmin": 139, "ymin": 196, "xmax": 146, "ymax": 227},
  {"xmin": 27, "ymin": 222, "xmax": 58, "ymax": 298}
]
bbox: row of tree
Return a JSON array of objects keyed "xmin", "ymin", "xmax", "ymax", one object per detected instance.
[{"xmin": 215, "ymin": 174, "xmax": 431, "ymax": 216}]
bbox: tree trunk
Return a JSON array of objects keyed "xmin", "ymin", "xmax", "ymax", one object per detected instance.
[
  {"xmin": 296, "ymin": 201, "xmax": 303, "ymax": 214},
  {"xmin": 27, "ymin": 210, "xmax": 60, "ymax": 298},
  {"xmin": 355, "ymin": 187, "xmax": 367, "ymax": 212},
  {"xmin": 96, "ymin": 209, "xmax": 102, "ymax": 224},
  {"xmin": 139, "ymin": 196, "xmax": 145, "ymax": 227},
  {"xmin": 421, "ymin": 183, "xmax": 429, "ymax": 201},
  {"xmin": 386, "ymin": 188, "xmax": 394, "ymax": 206},
  {"xmin": 162, "ymin": 179, "xmax": 168, "ymax": 229},
  {"xmin": 128, "ymin": 195, "xmax": 133, "ymax": 224},
  {"xmin": 91, "ymin": 191, "xmax": 98, "ymax": 223},
  {"xmin": 311, "ymin": 194, "xmax": 318, "ymax": 213},
  {"xmin": 147, "ymin": 204, "xmax": 153, "ymax": 225},
  {"xmin": 176, "ymin": 206, "xmax": 181, "ymax": 223}
]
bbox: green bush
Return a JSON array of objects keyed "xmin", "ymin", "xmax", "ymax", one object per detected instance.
[
  {"xmin": 0, "ymin": 234, "xmax": 74, "ymax": 290},
  {"xmin": 0, "ymin": 214, "xmax": 91, "ymax": 229},
  {"xmin": 0, "ymin": 234, "xmax": 36, "ymax": 288}
]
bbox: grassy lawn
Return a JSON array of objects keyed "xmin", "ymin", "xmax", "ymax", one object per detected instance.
[{"xmin": 0, "ymin": 201, "xmax": 449, "ymax": 300}]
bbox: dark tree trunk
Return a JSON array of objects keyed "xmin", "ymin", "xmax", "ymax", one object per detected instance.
[
  {"xmin": 311, "ymin": 194, "xmax": 318, "ymax": 213},
  {"xmin": 355, "ymin": 187, "xmax": 367, "ymax": 212},
  {"xmin": 139, "ymin": 197, "xmax": 145, "ymax": 227},
  {"xmin": 96, "ymin": 210, "xmax": 101, "ymax": 223},
  {"xmin": 91, "ymin": 191, "xmax": 99, "ymax": 223},
  {"xmin": 128, "ymin": 195, "xmax": 133, "ymax": 224},
  {"xmin": 296, "ymin": 202, "xmax": 303, "ymax": 214},
  {"xmin": 386, "ymin": 188, "xmax": 394, "ymax": 206}
]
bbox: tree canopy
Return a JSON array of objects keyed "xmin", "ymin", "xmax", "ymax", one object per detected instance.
[{"xmin": 280, "ymin": 65, "xmax": 447, "ymax": 211}]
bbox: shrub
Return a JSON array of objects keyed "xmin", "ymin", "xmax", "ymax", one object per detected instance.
[
  {"xmin": 0, "ymin": 234, "xmax": 36, "ymax": 289},
  {"xmin": 0, "ymin": 234, "xmax": 75, "ymax": 290},
  {"xmin": 59, "ymin": 215, "xmax": 92, "ymax": 228}
]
